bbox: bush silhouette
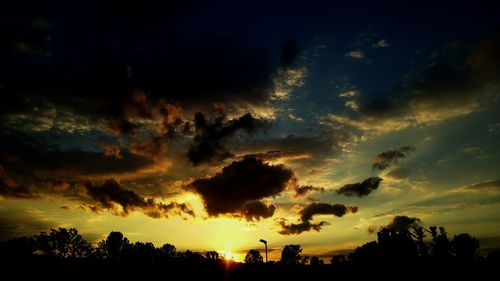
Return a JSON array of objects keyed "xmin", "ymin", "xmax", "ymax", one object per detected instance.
[
  {"xmin": 96, "ymin": 231, "xmax": 130, "ymax": 260},
  {"xmin": 280, "ymin": 244, "xmax": 302, "ymax": 265},
  {"xmin": 35, "ymin": 227, "xmax": 92, "ymax": 258},
  {"xmin": 244, "ymin": 249, "xmax": 263, "ymax": 263},
  {"xmin": 452, "ymin": 233, "xmax": 479, "ymax": 259}
]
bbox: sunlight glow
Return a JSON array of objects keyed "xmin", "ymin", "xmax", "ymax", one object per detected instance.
[{"xmin": 218, "ymin": 249, "xmax": 244, "ymax": 262}]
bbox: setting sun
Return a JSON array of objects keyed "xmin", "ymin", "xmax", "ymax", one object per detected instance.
[{"xmin": 218, "ymin": 250, "xmax": 244, "ymax": 262}]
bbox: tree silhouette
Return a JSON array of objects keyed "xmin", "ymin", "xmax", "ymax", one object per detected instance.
[
  {"xmin": 35, "ymin": 228, "xmax": 92, "ymax": 258},
  {"xmin": 280, "ymin": 244, "xmax": 302, "ymax": 265},
  {"xmin": 96, "ymin": 231, "xmax": 130, "ymax": 260},
  {"xmin": 160, "ymin": 243, "xmax": 177, "ymax": 258},
  {"xmin": 452, "ymin": 233, "xmax": 479, "ymax": 259},
  {"xmin": 310, "ymin": 256, "xmax": 323, "ymax": 266},
  {"xmin": 244, "ymin": 249, "xmax": 263, "ymax": 263},
  {"xmin": 127, "ymin": 241, "xmax": 157, "ymax": 261},
  {"xmin": 0, "ymin": 225, "xmax": 493, "ymax": 280},
  {"xmin": 429, "ymin": 226, "xmax": 451, "ymax": 258},
  {"xmin": 412, "ymin": 225, "xmax": 428, "ymax": 257},
  {"xmin": 377, "ymin": 227, "xmax": 418, "ymax": 259},
  {"xmin": 205, "ymin": 251, "xmax": 220, "ymax": 261},
  {"xmin": 330, "ymin": 254, "xmax": 347, "ymax": 264},
  {"xmin": 350, "ymin": 241, "xmax": 380, "ymax": 262},
  {"xmin": 0, "ymin": 236, "xmax": 36, "ymax": 259}
]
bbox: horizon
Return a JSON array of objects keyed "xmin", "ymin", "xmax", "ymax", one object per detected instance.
[{"xmin": 1, "ymin": 0, "xmax": 500, "ymax": 260}]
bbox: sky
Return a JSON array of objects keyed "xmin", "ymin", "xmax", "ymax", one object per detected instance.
[{"xmin": 1, "ymin": 0, "xmax": 500, "ymax": 261}]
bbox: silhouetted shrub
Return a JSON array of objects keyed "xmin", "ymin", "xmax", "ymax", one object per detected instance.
[{"xmin": 245, "ymin": 249, "xmax": 263, "ymax": 263}]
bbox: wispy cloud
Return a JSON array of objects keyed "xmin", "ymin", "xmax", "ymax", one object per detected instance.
[{"xmin": 345, "ymin": 49, "xmax": 365, "ymax": 59}]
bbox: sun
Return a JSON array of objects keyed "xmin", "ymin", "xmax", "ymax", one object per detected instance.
[{"xmin": 218, "ymin": 250, "xmax": 235, "ymax": 261}]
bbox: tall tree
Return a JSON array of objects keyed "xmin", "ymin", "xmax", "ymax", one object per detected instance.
[{"xmin": 280, "ymin": 244, "xmax": 302, "ymax": 265}]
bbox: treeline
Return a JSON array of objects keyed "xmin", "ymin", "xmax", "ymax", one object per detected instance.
[{"xmin": 0, "ymin": 226, "xmax": 499, "ymax": 280}]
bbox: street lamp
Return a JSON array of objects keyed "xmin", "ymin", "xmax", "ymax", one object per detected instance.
[{"xmin": 259, "ymin": 239, "xmax": 268, "ymax": 263}]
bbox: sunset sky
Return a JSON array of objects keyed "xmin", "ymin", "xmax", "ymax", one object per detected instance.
[{"xmin": 1, "ymin": 0, "xmax": 500, "ymax": 261}]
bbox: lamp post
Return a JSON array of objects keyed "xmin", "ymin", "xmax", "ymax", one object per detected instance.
[{"xmin": 259, "ymin": 239, "xmax": 268, "ymax": 263}]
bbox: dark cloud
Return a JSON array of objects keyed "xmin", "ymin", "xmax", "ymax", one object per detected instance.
[
  {"xmin": 144, "ymin": 201, "xmax": 195, "ymax": 219},
  {"xmin": 336, "ymin": 177, "xmax": 383, "ymax": 197},
  {"xmin": 279, "ymin": 202, "xmax": 358, "ymax": 235},
  {"xmin": 373, "ymin": 146, "xmax": 415, "ymax": 171},
  {"xmin": 0, "ymin": 1, "xmax": 299, "ymax": 137},
  {"xmin": 0, "ymin": 165, "xmax": 39, "ymax": 199},
  {"xmin": 292, "ymin": 185, "xmax": 324, "ymax": 198},
  {"xmin": 83, "ymin": 179, "xmax": 195, "ymax": 219},
  {"xmin": 84, "ymin": 179, "xmax": 146, "ymax": 214},
  {"xmin": 188, "ymin": 156, "xmax": 294, "ymax": 220},
  {"xmin": 0, "ymin": 128, "xmax": 160, "ymax": 181},
  {"xmin": 386, "ymin": 215, "xmax": 421, "ymax": 231},
  {"xmin": 242, "ymin": 201, "xmax": 276, "ymax": 221},
  {"xmin": 278, "ymin": 220, "xmax": 327, "ymax": 235},
  {"xmin": 188, "ymin": 113, "xmax": 267, "ymax": 165},
  {"xmin": 129, "ymin": 134, "xmax": 169, "ymax": 159},
  {"xmin": 300, "ymin": 203, "xmax": 358, "ymax": 221}
]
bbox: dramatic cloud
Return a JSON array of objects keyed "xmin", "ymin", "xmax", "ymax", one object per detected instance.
[
  {"xmin": 386, "ymin": 215, "xmax": 421, "ymax": 231},
  {"xmin": 292, "ymin": 185, "xmax": 325, "ymax": 198},
  {"xmin": 0, "ymin": 1, "xmax": 302, "ymax": 139},
  {"xmin": 278, "ymin": 220, "xmax": 327, "ymax": 235},
  {"xmin": 242, "ymin": 200, "xmax": 277, "ymax": 221},
  {"xmin": 336, "ymin": 177, "xmax": 383, "ymax": 197},
  {"xmin": 373, "ymin": 146, "xmax": 415, "ymax": 171},
  {"xmin": 300, "ymin": 203, "xmax": 358, "ymax": 221},
  {"xmin": 0, "ymin": 127, "xmax": 174, "ymax": 182},
  {"xmin": 82, "ymin": 179, "xmax": 194, "ymax": 218},
  {"xmin": 187, "ymin": 113, "xmax": 267, "ymax": 165},
  {"xmin": 84, "ymin": 179, "xmax": 147, "ymax": 214},
  {"xmin": 279, "ymin": 203, "xmax": 358, "ymax": 235},
  {"xmin": 129, "ymin": 134, "xmax": 169, "ymax": 159},
  {"xmin": 188, "ymin": 156, "xmax": 294, "ymax": 220}
]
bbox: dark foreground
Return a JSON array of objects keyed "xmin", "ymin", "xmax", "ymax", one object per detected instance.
[
  {"xmin": 1, "ymin": 226, "xmax": 499, "ymax": 280},
  {"xmin": 2, "ymin": 256, "xmax": 499, "ymax": 281}
]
